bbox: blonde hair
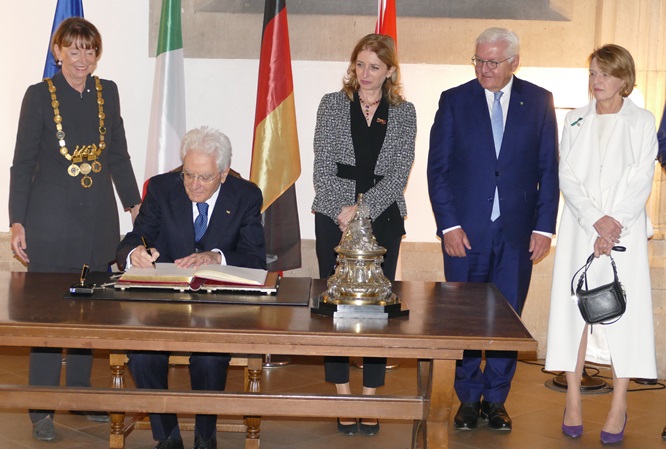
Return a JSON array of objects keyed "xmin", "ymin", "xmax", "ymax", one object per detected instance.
[
  {"xmin": 588, "ymin": 44, "xmax": 636, "ymax": 97},
  {"xmin": 342, "ymin": 34, "xmax": 405, "ymax": 106}
]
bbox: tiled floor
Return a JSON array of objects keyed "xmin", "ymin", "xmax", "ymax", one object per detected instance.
[{"xmin": 0, "ymin": 348, "xmax": 664, "ymax": 449}]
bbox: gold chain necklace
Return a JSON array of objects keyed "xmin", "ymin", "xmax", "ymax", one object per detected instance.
[
  {"xmin": 359, "ymin": 95, "xmax": 381, "ymax": 122},
  {"xmin": 46, "ymin": 76, "xmax": 107, "ymax": 188}
]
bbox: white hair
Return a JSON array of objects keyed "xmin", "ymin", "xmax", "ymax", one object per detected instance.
[
  {"xmin": 180, "ymin": 126, "xmax": 232, "ymax": 171},
  {"xmin": 475, "ymin": 27, "xmax": 521, "ymax": 57}
]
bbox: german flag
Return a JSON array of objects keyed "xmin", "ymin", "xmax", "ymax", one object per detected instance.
[{"xmin": 250, "ymin": 0, "xmax": 301, "ymax": 271}]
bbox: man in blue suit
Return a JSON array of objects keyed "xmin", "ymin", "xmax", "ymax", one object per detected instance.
[
  {"xmin": 427, "ymin": 28, "xmax": 559, "ymax": 431},
  {"xmin": 117, "ymin": 126, "xmax": 266, "ymax": 449}
]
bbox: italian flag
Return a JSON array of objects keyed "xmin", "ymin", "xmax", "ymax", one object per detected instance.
[{"xmin": 144, "ymin": 0, "xmax": 186, "ymax": 182}]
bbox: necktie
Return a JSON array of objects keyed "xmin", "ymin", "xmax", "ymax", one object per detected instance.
[
  {"xmin": 194, "ymin": 202, "xmax": 209, "ymax": 242},
  {"xmin": 490, "ymin": 91, "xmax": 504, "ymax": 221}
]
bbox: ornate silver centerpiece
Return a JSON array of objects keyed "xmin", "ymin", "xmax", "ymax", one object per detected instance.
[{"xmin": 311, "ymin": 195, "xmax": 408, "ymax": 319}]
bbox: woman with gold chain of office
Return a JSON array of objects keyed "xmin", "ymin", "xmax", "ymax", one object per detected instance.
[{"xmin": 8, "ymin": 17, "xmax": 141, "ymax": 441}]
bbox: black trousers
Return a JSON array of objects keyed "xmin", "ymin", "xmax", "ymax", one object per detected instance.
[
  {"xmin": 315, "ymin": 212, "xmax": 403, "ymax": 388},
  {"xmin": 27, "ymin": 262, "xmax": 108, "ymax": 422},
  {"xmin": 128, "ymin": 351, "xmax": 230, "ymax": 441},
  {"xmin": 29, "ymin": 348, "xmax": 93, "ymax": 422}
]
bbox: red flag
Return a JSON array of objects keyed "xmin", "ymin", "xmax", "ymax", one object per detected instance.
[
  {"xmin": 250, "ymin": 0, "xmax": 301, "ymax": 271},
  {"xmin": 375, "ymin": 0, "xmax": 397, "ymax": 46}
]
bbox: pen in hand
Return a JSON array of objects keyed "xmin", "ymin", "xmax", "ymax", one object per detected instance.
[{"xmin": 141, "ymin": 236, "xmax": 157, "ymax": 269}]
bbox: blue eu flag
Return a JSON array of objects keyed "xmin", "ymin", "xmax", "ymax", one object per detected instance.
[{"xmin": 43, "ymin": 0, "xmax": 85, "ymax": 79}]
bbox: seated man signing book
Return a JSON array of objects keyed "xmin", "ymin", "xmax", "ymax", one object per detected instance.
[{"xmin": 116, "ymin": 125, "xmax": 266, "ymax": 449}]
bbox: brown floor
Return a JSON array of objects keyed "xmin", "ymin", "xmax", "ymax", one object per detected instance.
[{"xmin": 0, "ymin": 348, "xmax": 664, "ymax": 449}]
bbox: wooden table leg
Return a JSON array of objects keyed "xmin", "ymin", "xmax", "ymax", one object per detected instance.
[
  {"xmin": 412, "ymin": 359, "xmax": 455, "ymax": 449},
  {"xmin": 109, "ymin": 352, "xmax": 127, "ymax": 449},
  {"xmin": 243, "ymin": 355, "xmax": 262, "ymax": 449}
]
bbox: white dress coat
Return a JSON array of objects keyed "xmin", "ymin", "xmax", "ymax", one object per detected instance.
[{"xmin": 545, "ymin": 99, "xmax": 658, "ymax": 378}]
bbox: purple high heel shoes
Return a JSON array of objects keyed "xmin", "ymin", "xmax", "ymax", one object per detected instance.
[
  {"xmin": 562, "ymin": 409, "xmax": 583, "ymax": 438},
  {"xmin": 600, "ymin": 414, "xmax": 627, "ymax": 444}
]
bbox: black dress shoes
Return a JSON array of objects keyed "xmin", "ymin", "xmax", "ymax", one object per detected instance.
[
  {"xmin": 359, "ymin": 419, "xmax": 380, "ymax": 435},
  {"xmin": 480, "ymin": 401, "xmax": 512, "ymax": 431},
  {"xmin": 662, "ymin": 425, "xmax": 666, "ymax": 439},
  {"xmin": 337, "ymin": 418, "xmax": 359, "ymax": 435},
  {"xmin": 454, "ymin": 402, "xmax": 480, "ymax": 430},
  {"xmin": 193, "ymin": 436, "xmax": 217, "ymax": 449},
  {"xmin": 154, "ymin": 438, "xmax": 185, "ymax": 449}
]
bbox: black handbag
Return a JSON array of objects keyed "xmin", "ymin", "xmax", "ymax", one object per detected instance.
[{"xmin": 570, "ymin": 246, "xmax": 626, "ymax": 325}]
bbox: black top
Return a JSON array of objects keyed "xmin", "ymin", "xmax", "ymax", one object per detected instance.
[{"xmin": 340, "ymin": 92, "xmax": 403, "ymax": 235}]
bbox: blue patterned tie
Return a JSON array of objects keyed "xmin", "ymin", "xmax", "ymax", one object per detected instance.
[
  {"xmin": 194, "ymin": 202, "xmax": 209, "ymax": 242},
  {"xmin": 490, "ymin": 91, "xmax": 504, "ymax": 221}
]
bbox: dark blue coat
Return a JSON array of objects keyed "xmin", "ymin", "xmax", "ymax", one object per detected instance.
[
  {"xmin": 117, "ymin": 172, "xmax": 266, "ymax": 270},
  {"xmin": 427, "ymin": 76, "xmax": 559, "ymax": 249}
]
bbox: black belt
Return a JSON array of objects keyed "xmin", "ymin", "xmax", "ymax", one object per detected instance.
[{"xmin": 336, "ymin": 163, "xmax": 384, "ymax": 184}]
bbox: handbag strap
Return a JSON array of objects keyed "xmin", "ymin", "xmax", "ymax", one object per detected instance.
[{"xmin": 570, "ymin": 245, "xmax": 626, "ymax": 296}]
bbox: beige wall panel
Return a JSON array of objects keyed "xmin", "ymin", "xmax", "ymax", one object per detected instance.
[{"xmin": 157, "ymin": 0, "xmax": 603, "ymax": 67}]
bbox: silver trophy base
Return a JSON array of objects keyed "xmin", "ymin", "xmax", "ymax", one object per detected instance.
[{"xmin": 311, "ymin": 296, "xmax": 409, "ymax": 319}]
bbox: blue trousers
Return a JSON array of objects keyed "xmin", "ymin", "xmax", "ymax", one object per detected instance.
[
  {"xmin": 443, "ymin": 221, "xmax": 533, "ymax": 403},
  {"xmin": 128, "ymin": 351, "xmax": 230, "ymax": 441}
]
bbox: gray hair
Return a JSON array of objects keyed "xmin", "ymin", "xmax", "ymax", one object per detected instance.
[
  {"xmin": 475, "ymin": 27, "xmax": 520, "ymax": 57},
  {"xmin": 180, "ymin": 126, "xmax": 232, "ymax": 171}
]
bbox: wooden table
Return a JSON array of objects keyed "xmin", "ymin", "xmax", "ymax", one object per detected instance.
[{"xmin": 0, "ymin": 272, "xmax": 536, "ymax": 449}]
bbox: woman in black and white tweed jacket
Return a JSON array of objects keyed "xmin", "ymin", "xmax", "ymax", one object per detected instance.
[{"xmin": 311, "ymin": 34, "xmax": 416, "ymax": 436}]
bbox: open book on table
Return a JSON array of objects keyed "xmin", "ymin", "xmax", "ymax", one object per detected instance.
[{"xmin": 115, "ymin": 263, "xmax": 278, "ymax": 293}]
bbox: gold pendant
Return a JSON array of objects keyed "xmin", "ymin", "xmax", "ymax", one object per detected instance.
[
  {"xmin": 47, "ymin": 77, "xmax": 107, "ymax": 179},
  {"xmin": 67, "ymin": 164, "xmax": 81, "ymax": 177},
  {"xmin": 81, "ymin": 175, "xmax": 93, "ymax": 188}
]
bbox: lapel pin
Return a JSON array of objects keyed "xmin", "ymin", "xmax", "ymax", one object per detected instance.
[
  {"xmin": 520, "ymin": 101, "xmax": 524, "ymax": 106},
  {"xmin": 226, "ymin": 210, "xmax": 231, "ymax": 214},
  {"xmin": 571, "ymin": 117, "xmax": 583, "ymax": 126}
]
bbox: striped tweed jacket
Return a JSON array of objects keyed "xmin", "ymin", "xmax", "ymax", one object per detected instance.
[{"xmin": 311, "ymin": 90, "xmax": 417, "ymax": 223}]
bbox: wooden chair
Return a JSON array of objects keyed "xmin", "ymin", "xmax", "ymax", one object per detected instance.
[{"xmin": 109, "ymin": 352, "xmax": 263, "ymax": 449}]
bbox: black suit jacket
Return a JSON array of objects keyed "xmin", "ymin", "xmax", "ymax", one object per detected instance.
[
  {"xmin": 117, "ymin": 172, "xmax": 266, "ymax": 270},
  {"xmin": 10, "ymin": 72, "xmax": 141, "ymax": 269}
]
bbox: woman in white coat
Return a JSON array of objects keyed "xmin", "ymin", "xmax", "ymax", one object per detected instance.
[{"xmin": 545, "ymin": 44, "xmax": 657, "ymax": 444}]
